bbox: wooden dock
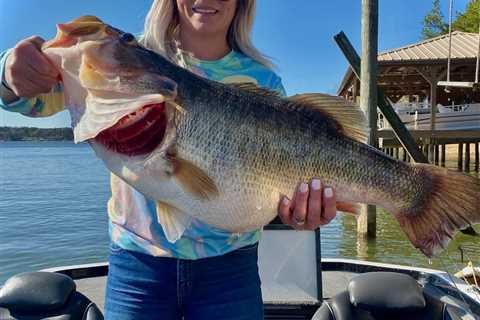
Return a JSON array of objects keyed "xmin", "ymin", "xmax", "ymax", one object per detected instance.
[{"xmin": 378, "ymin": 128, "xmax": 480, "ymax": 171}]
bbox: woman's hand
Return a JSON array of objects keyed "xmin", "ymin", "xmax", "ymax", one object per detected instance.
[
  {"xmin": 278, "ymin": 179, "xmax": 337, "ymax": 230},
  {"xmin": 4, "ymin": 36, "xmax": 59, "ymax": 98}
]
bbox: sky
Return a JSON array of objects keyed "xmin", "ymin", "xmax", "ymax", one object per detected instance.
[{"xmin": 0, "ymin": 0, "xmax": 471, "ymax": 128}]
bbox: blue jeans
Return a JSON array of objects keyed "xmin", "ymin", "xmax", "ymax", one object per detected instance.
[{"xmin": 104, "ymin": 242, "xmax": 264, "ymax": 319}]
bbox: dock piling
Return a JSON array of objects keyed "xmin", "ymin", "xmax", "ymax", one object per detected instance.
[
  {"xmin": 441, "ymin": 144, "xmax": 446, "ymax": 167},
  {"xmin": 465, "ymin": 143, "xmax": 471, "ymax": 172},
  {"xmin": 357, "ymin": 0, "xmax": 378, "ymax": 239},
  {"xmin": 475, "ymin": 142, "xmax": 479, "ymax": 172},
  {"xmin": 458, "ymin": 143, "xmax": 464, "ymax": 170}
]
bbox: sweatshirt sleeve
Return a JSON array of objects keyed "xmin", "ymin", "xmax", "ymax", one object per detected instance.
[{"xmin": 0, "ymin": 49, "xmax": 65, "ymax": 117}]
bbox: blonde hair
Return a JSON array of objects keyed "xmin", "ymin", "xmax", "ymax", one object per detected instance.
[{"xmin": 141, "ymin": 0, "xmax": 274, "ymax": 69}]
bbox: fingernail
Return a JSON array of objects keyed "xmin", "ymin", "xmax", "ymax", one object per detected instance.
[
  {"xmin": 299, "ymin": 183, "xmax": 308, "ymax": 193},
  {"xmin": 294, "ymin": 216, "xmax": 305, "ymax": 226},
  {"xmin": 324, "ymin": 187, "xmax": 333, "ymax": 198},
  {"xmin": 311, "ymin": 179, "xmax": 321, "ymax": 190},
  {"xmin": 282, "ymin": 197, "xmax": 290, "ymax": 205}
]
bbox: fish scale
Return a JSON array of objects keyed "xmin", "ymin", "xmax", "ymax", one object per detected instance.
[
  {"xmin": 42, "ymin": 15, "xmax": 480, "ymax": 256},
  {"xmin": 173, "ymin": 83, "xmax": 419, "ymax": 228}
]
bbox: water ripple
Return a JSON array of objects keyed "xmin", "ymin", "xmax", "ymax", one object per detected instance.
[{"xmin": 0, "ymin": 141, "xmax": 478, "ymax": 284}]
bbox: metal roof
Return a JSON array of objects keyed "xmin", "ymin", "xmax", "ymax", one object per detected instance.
[
  {"xmin": 337, "ymin": 32, "xmax": 480, "ymax": 95},
  {"xmin": 378, "ymin": 31, "xmax": 480, "ymax": 62}
]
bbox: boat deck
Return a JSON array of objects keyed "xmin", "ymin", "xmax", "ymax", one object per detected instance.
[{"xmin": 2, "ymin": 259, "xmax": 479, "ymax": 319}]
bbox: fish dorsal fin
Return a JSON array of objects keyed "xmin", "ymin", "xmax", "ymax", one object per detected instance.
[
  {"xmin": 73, "ymin": 15, "xmax": 104, "ymax": 24},
  {"xmin": 288, "ymin": 93, "xmax": 368, "ymax": 143},
  {"xmin": 59, "ymin": 16, "xmax": 104, "ymax": 36},
  {"xmin": 229, "ymin": 82, "xmax": 281, "ymax": 98}
]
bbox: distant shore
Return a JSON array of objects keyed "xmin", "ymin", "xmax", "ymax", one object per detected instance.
[{"xmin": 0, "ymin": 127, "xmax": 73, "ymax": 141}]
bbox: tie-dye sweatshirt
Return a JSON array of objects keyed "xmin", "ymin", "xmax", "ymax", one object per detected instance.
[{"xmin": 0, "ymin": 49, "xmax": 286, "ymax": 259}]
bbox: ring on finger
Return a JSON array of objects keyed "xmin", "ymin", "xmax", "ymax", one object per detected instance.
[{"xmin": 293, "ymin": 216, "xmax": 305, "ymax": 226}]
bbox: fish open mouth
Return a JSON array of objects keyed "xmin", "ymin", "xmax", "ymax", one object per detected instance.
[{"xmin": 94, "ymin": 103, "xmax": 167, "ymax": 156}]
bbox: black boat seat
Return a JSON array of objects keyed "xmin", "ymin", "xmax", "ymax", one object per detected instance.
[
  {"xmin": 312, "ymin": 272, "xmax": 445, "ymax": 320},
  {"xmin": 0, "ymin": 271, "xmax": 103, "ymax": 320}
]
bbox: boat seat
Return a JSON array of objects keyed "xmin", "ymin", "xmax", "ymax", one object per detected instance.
[
  {"xmin": 312, "ymin": 272, "xmax": 446, "ymax": 320},
  {"xmin": 0, "ymin": 271, "xmax": 103, "ymax": 320}
]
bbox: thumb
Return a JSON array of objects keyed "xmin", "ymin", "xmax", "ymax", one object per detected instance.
[{"xmin": 26, "ymin": 36, "xmax": 46, "ymax": 50}]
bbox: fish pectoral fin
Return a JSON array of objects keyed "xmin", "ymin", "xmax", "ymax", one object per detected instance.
[
  {"xmin": 156, "ymin": 201, "xmax": 191, "ymax": 243},
  {"xmin": 173, "ymin": 157, "xmax": 219, "ymax": 200},
  {"xmin": 288, "ymin": 94, "xmax": 368, "ymax": 143}
]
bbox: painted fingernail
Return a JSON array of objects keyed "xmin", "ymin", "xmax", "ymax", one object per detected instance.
[
  {"xmin": 294, "ymin": 216, "xmax": 306, "ymax": 225},
  {"xmin": 299, "ymin": 182, "xmax": 308, "ymax": 193},
  {"xmin": 311, "ymin": 179, "xmax": 321, "ymax": 190},
  {"xmin": 282, "ymin": 197, "xmax": 290, "ymax": 205},
  {"xmin": 324, "ymin": 187, "xmax": 333, "ymax": 198}
]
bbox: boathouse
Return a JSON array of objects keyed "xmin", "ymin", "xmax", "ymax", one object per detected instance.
[
  {"xmin": 338, "ymin": 31, "xmax": 480, "ymax": 111},
  {"xmin": 337, "ymin": 31, "xmax": 480, "ymax": 171}
]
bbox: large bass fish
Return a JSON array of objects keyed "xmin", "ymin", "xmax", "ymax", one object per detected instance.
[{"xmin": 42, "ymin": 16, "xmax": 479, "ymax": 257}]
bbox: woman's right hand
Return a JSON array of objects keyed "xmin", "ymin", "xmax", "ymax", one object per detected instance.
[{"xmin": 4, "ymin": 36, "xmax": 60, "ymax": 99}]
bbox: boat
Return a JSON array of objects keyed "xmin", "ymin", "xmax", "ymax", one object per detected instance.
[
  {"xmin": 1, "ymin": 221, "xmax": 479, "ymax": 319},
  {"xmin": 378, "ymin": 102, "xmax": 480, "ymax": 131}
]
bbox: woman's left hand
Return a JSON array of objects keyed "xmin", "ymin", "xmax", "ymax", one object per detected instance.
[{"xmin": 278, "ymin": 179, "xmax": 337, "ymax": 230}]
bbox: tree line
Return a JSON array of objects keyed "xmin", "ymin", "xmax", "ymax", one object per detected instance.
[
  {"xmin": 0, "ymin": 127, "xmax": 73, "ymax": 141},
  {"xmin": 423, "ymin": 0, "xmax": 479, "ymax": 39}
]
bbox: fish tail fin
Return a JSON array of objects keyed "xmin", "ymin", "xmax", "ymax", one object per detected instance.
[{"xmin": 394, "ymin": 164, "xmax": 479, "ymax": 257}]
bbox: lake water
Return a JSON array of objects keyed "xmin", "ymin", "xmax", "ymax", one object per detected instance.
[{"xmin": 0, "ymin": 141, "xmax": 478, "ymax": 284}]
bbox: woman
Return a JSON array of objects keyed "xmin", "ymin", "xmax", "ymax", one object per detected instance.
[{"xmin": 0, "ymin": 0, "xmax": 338, "ymax": 319}]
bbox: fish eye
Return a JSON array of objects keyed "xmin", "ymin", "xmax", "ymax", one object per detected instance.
[{"xmin": 120, "ymin": 33, "xmax": 135, "ymax": 43}]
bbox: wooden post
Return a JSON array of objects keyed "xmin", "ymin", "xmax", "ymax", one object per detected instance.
[
  {"xmin": 475, "ymin": 142, "xmax": 479, "ymax": 172},
  {"xmin": 428, "ymin": 82, "xmax": 437, "ymax": 163},
  {"xmin": 358, "ymin": 0, "xmax": 378, "ymax": 239},
  {"xmin": 430, "ymin": 83, "xmax": 437, "ymax": 131},
  {"xmin": 434, "ymin": 144, "xmax": 439, "ymax": 165},
  {"xmin": 352, "ymin": 78, "xmax": 359, "ymax": 103},
  {"xmin": 458, "ymin": 143, "xmax": 464, "ymax": 170},
  {"xmin": 416, "ymin": 66, "xmax": 444, "ymax": 164},
  {"xmin": 465, "ymin": 143, "xmax": 470, "ymax": 172},
  {"xmin": 441, "ymin": 144, "xmax": 446, "ymax": 167}
]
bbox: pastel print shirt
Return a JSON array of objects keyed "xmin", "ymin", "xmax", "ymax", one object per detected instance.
[{"xmin": 0, "ymin": 49, "xmax": 285, "ymax": 259}]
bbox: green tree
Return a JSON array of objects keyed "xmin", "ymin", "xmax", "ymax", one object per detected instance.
[
  {"xmin": 452, "ymin": 0, "xmax": 480, "ymax": 33},
  {"xmin": 422, "ymin": 0, "xmax": 449, "ymax": 39}
]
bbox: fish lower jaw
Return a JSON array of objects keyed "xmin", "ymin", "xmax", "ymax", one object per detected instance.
[{"xmin": 94, "ymin": 103, "xmax": 167, "ymax": 156}]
